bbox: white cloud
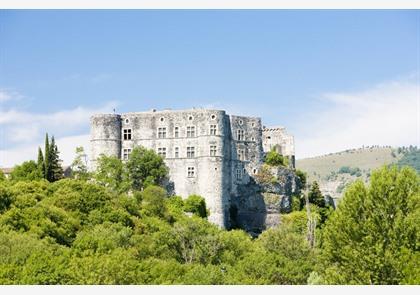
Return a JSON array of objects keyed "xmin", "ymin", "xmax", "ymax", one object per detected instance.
[
  {"xmin": 0, "ymin": 91, "xmax": 11, "ymax": 103},
  {"xmin": 295, "ymin": 77, "xmax": 420, "ymax": 159},
  {"xmin": 0, "ymin": 134, "xmax": 90, "ymax": 168},
  {"xmin": 0, "ymin": 101, "xmax": 118, "ymax": 145},
  {"xmin": 0, "ymin": 92, "xmax": 118, "ymax": 167},
  {"xmin": 0, "ymin": 89, "xmax": 23, "ymax": 104}
]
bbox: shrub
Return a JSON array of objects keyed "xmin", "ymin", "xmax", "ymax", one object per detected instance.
[
  {"xmin": 184, "ymin": 195, "xmax": 207, "ymax": 218},
  {"xmin": 265, "ymin": 149, "xmax": 285, "ymax": 167}
]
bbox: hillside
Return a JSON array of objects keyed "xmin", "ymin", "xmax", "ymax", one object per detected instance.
[{"xmin": 296, "ymin": 146, "xmax": 409, "ymax": 201}]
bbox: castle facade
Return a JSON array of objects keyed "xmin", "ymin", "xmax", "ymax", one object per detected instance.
[{"xmin": 90, "ymin": 108, "xmax": 294, "ymax": 228}]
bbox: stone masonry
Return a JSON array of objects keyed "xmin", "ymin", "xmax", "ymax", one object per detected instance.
[{"xmin": 90, "ymin": 108, "xmax": 295, "ymax": 229}]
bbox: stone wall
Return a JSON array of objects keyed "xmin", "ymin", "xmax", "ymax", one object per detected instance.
[
  {"xmin": 231, "ymin": 166, "xmax": 300, "ymax": 236},
  {"xmin": 90, "ymin": 108, "xmax": 297, "ymax": 231},
  {"xmin": 262, "ymin": 126, "xmax": 295, "ymax": 168}
]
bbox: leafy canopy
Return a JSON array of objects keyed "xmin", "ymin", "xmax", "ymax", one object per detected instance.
[{"xmin": 319, "ymin": 165, "xmax": 420, "ymax": 284}]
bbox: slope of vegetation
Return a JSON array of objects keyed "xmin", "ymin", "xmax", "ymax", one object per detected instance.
[
  {"xmin": 296, "ymin": 146, "xmax": 420, "ymax": 200},
  {"xmin": 0, "ymin": 142, "xmax": 418, "ymax": 285},
  {"xmin": 296, "ymin": 146, "xmax": 400, "ymax": 184}
]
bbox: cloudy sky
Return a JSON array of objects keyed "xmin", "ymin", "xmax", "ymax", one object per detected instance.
[{"xmin": 0, "ymin": 10, "xmax": 419, "ymax": 167}]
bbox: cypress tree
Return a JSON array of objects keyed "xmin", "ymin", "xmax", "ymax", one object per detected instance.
[
  {"xmin": 37, "ymin": 147, "xmax": 45, "ymax": 178},
  {"xmin": 44, "ymin": 133, "xmax": 51, "ymax": 181},
  {"xmin": 49, "ymin": 136, "xmax": 63, "ymax": 181},
  {"xmin": 308, "ymin": 181, "xmax": 325, "ymax": 208}
]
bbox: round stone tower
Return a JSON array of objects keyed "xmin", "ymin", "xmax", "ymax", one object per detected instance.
[{"xmin": 90, "ymin": 114, "xmax": 122, "ymax": 170}]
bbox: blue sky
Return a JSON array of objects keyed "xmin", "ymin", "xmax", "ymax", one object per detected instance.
[{"xmin": 0, "ymin": 10, "xmax": 419, "ymax": 166}]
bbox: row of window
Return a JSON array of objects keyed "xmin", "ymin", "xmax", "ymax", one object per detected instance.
[
  {"xmin": 123, "ymin": 125, "xmax": 218, "ymax": 141},
  {"xmin": 122, "ymin": 145, "xmax": 218, "ymax": 160},
  {"xmin": 123, "ymin": 147, "xmax": 248, "ymax": 161},
  {"xmin": 121, "ymin": 150, "xmax": 250, "ymax": 180},
  {"xmin": 122, "ymin": 126, "xmax": 252, "ymax": 141}
]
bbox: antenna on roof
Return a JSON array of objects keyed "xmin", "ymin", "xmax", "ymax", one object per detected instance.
[{"xmin": 113, "ymin": 108, "xmax": 116, "ymax": 114}]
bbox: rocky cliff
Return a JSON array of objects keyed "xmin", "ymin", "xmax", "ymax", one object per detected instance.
[{"xmin": 230, "ymin": 165, "xmax": 301, "ymax": 236}]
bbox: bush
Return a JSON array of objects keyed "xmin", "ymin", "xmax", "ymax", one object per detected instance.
[
  {"xmin": 320, "ymin": 166, "xmax": 420, "ymax": 284},
  {"xmin": 10, "ymin": 161, "xmax": 43, "ymax": 182},
  {"xmin": 184, "ymin": 195, "xmax": 207, "ymax": 218},
  {"xmin": 265, "ymin": 149, "xmax": 286, "ymax": 167}
]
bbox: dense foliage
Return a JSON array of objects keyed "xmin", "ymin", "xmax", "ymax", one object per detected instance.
[
  {"xmin": 317, "ymin": 166, "xmax": 420, "ymax": 284},
  {"xmin": 265, "ymin": 149, "xmax": 287, "ymax": 167},
  {"xmin": 338, "ymin": 166, "xmax": 362, "ymax": 177},
  {"xmin": 0, "ymin": 178, "xmax": 316, "ymax": 284},
  {"xmin": 0, "ymin": 142, "xmax": 418, "ymax": 285},
  {"xmin": 397, "ymin": 146, "xmax": 420, "ymax": 173}
]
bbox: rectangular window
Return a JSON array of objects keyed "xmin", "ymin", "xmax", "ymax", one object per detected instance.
[
  {"xmin": 187, "ymin": 146, "xmax": 195, "ymax": 158},
  {"xmin": 123, "ymin": 129, "xmax": 132, "ymax": 140},
  {"xmin": 210, "ymin": 125, "xmax": 217, "ymax": 135},
  {"xmin": 157, "ymin": 147, "xmax": 166, "ymax": 159},
  {"xmin": 174, "ymin": 127, "xmax": 179, "ymax": 138},
  {"xmin": 123, "ymin": 148, "xmax": 132, "ymax": 160},
  {"xmin": 236, "ymin": 169, "xmax": 242, "ymax": 180},
  {"xmin": 210, "ymin": 145, "xmax": 217, "ymax": 156},
  {"xmin": 237, "ymin": 129, "xmax": 244, "ymax": 141},
  {"xmin": 187, "ymin": 126, "xmax": 195, "ymax": 138},
  {"xmin": 187, "ymin": 167, "xmax": 195, "ymax": 178},
  {"xmin": 174, "ymin": 147, "xmax": 179, "ymax": 158},
  {"xmin": 158, "ymin": 127, "xmax": 167, "ymax": 139},
  {"xmin": 238, "ymin": 149, "xmax": 245, "ymax": 161}
]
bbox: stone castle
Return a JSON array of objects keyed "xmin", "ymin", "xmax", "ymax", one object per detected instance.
[{"xmin": 90, "ymin": 108, "xmax": 295, "ymax": 230}]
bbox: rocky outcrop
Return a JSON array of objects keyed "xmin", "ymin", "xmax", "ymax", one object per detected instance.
[{"xmin": 230, "ymin": 166, "xmax": 301, "ymax": 236}]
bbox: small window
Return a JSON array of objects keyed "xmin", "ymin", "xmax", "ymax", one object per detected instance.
[
  {"xmin": 188, "ymin": 115, "xmax": 193, "ymax": 121},
  {"xmin": 237, "ymin": 130, "xmax": 244, "ymax": 141},
  {"xmin": 187, "ymin": 167, "xmax": 195, "ymax": 178},
  {"xmin": 123, "ymin": 129, "xmax": 132, "ymax": 140},
  {"xmin": 160, "ymin": 117, "xmax": 164, "ymax": 122},
  {"xmin": 253, "ymin": 168, "xmax": 257, "ymax": 174},
  {"xmin": 236, "ymin": 169, "xmax": 242, "ymax": 180},
  {"xmin": 251, "ymin": 137, "xmax": 255, "ymax": 141},
  {"xmin": 125, "ymin": 118, "xmax": 130, "ymax": 124},
  {"xmin": 174, "ymin": 147, "xmax": 179, "ymax": 158},
  {"xmin": 251, "ymin": 122, "xmax": 255, "ymax": 127},
  {"xmin": 238, "ymin": 120, "xmax": 243, "ymax": 125},
  {"xmin": 123, "ymin": 148, "xmax": 132, "ymax": 160},
  {"xmin": 187, "ymin": 126, "xmax": 195, "ymax": 138},
  {"xmin": 187, "ymin": 146, "xmax": 195, "ymax": 158},
  {"xmin": 238, "ymin": 149, "xmax": 245, "ymax": 161},
  {"xmin": 158, "ymin": 127, "xmax": 167, "ymax": 139},
  {"xmin": 211, "ymin": 114, "xmax": 216, "ymax": 120},
  {"xmin": 210, "ymin": 145, "xmax": 217, "ymax": 156},
  {"xmin": 210, "ymin": 124, "xmax": 217, "ymax": 135},
  {"xmin": 174, "ymin": 126, "xmax": 179, "ymax": 138},
  {"xmin": 157, "ymin": 147, "xmax": 166, "ymax": 159}
]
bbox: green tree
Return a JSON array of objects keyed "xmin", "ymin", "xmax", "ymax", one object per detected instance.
[
  {"xmin": 126, "ymin": 146, "xmax": 168, "ymax": 191},
  {"xmin": 0, "ymin": 170, "xmax": 5, "ymax": 182},
  {"xmin": 184, "ymin": 195, "xmax": 207, "ymax": 218},
  {"xmin": 0, "ymin": 185, "xmax": 12, "ymax": 213},
  {"xmin": 94, "ymin": 155, "xmax": 128, "ymax": 193},
  {"xmin": 10, "ymin": 161, "xmax": 43, "ymax": 181},
  {"xmin": 49, "ymin": 136, "xmax": 64, "ymax": 182},
  {"xmin": 265, "ymin": 149, "xmax": 285, "ymax": 167},
  {"xmin": 320, "ymin": 166, "xmax": 420, "ymax": 284},
  {"xmin": 140, "ymin": 185, "xmax": 168, "ymax": 218},
  {"xmin": 37, "ymin": 147, "xmax": 45, "ymax": 178},
  {"xmin": 44, "ymin": 133, "xmax": 51, "ymax": 181},
  {"xmin": 71, "ymin": 146, "xmax": 89, "ymax": 180},
  {"xmin": 295, "ymin": 169, "xmax": 307, "ymax": 191},
  {"xmin": 308, "ymin": 181, "xmax": 325, "ymax": 208}
]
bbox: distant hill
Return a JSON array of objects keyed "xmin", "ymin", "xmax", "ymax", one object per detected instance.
[{"xmin": 296, "ymin": 146, "xmax": 418, "ymax": 201}]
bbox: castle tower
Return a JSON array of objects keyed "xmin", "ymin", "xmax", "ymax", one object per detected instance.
[{"xmin": 90, "ymin": 114, "xmax": 122, "ymax": 170}]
